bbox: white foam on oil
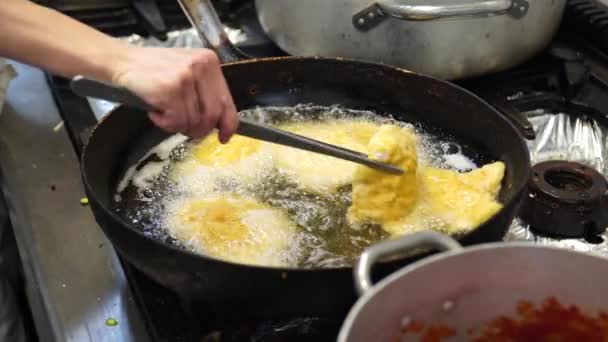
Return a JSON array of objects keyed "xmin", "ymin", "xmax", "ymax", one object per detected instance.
[
  {"xmin": 169, "ymin": 142, "xmax": 275, "ymax": 196},
  {"xmin": 240, "ymin": 208, "xmax": 302, "ymax": 266},
  {"xmin": 162, "ymin": 195, "xmax": 300, "ymax": 267},
  {"xmin": 443, "ymin": 153, "xmax": 477, "ymax": 171},
  {"xmin": 131, "ymin": 160, "xmax": 170, "ymax": 190},
  {"xmin": 117, "ymin": 165, "xmax": 137, "ymax": 195},
  {"xmin": 116, "ymin": 133, "xmax": 188, "ymax": 193},
  {"xmin": 153, "ymin": 134, "xmax": 189, "ymax": 159}
]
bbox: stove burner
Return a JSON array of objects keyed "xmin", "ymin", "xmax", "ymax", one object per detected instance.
[{"xmin": 521, "ymin": 160, "xmax": 608, "ymax": 241}]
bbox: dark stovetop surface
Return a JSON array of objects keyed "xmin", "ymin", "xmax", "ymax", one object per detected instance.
[
  {"xmin": 43, "ymin": 2, "xmax": 608, "ymax": 342},
  {"xmin": 123, "ymin": 264, "xmax": 342, "ymax": 342}
]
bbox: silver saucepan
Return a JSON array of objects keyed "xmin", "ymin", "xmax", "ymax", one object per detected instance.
[
  {"xmin": 338, "ymin": 231, "xmax": 608, "ymax": 341},
  {"xmin": 254, "ymin": 0, "xmax": 566, "ymax": 80}
]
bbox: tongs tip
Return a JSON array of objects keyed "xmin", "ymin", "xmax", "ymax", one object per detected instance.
[{"xmin": 368, "ymin": 162, "xmax": 405, "ymax": 175}]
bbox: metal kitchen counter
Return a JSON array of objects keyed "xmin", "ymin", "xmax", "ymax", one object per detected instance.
[{"xmin": 0, "ymin": 61, "xmax": 149, "ymax": 342}]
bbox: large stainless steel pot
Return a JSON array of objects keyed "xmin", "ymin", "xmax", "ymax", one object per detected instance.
[
  {"xmin": 338, "ymin": 231, "xmax": 608, "ymax": 341},
  {"xmin": 254, "ymin": 0, "xmax": 566, "ymax": 80}
]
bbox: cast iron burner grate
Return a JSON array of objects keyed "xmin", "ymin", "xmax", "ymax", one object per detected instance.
[
  {"xmin": 565, "ymin": 0, "xmax": 608, "ymax": 56},
  {"xmin": 461, "ymin": 44, "xmax": 608, "ymax": 139},
  {"xmin": 521, "ymin": 160, "xmax": 608, "ymax": 242}
]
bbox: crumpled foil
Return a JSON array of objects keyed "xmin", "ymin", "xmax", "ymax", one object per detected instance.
[
  {"xmin": 504, "ymin": 108, "xmax": 608, "ymax": 255},
  {"xmin": 121, "ymin": 27, "xmax": 247, "ymax": 48}
]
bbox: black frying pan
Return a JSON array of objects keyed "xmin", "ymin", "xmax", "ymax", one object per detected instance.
[{"xmin": 79, "ymin": 1, "xmax": 531, "ymax": 318}]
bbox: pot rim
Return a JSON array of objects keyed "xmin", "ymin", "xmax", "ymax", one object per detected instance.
[{"xmin": 337, "ymin": 241, "xmax": 608, "ymax": 341}]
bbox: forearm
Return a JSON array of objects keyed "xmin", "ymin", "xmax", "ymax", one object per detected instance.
[
  {"xmin": 0, "ymin": 0, "xmax": 239, "ymax": 140},
  {"xmin": 0, "ymin": 0, "xmax": 130, "ymax": 82}
]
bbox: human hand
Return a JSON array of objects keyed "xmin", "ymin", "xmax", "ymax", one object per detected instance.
[{"xmin": 110, "ymin": 47, "xmax": 238, "ymax": 142}]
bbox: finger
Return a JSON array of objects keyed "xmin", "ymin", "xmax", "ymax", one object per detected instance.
[
  {"xmin": 180, "ymin": 70, "xmax": 202, "ymax": 138},
  {"xmin": 217, "ymin": 92, "xmax": 239, "ymax": 144},
  {"xmin": 193, "ymin": 53, "xmax": 223, "ymax": 137},
  {"xmin": 166, "ymin": 83, "xmax": 190, "ymax": 135},
  {"xmin": 194, "ymin": 78, "xmax": 221, "ymax": 138},
  {"xmin": 191, "ymin": 78, "xmax": 209, "ymax": 140},
  {"xmin": 193, "ymin": 53, "xmax": 238, "ymax": 143}
]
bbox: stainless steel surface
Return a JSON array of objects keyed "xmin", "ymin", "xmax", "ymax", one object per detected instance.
[
  {"xmin": 0, "ymin": 60, "xmax": 15, "ymax": 111},
  {"xmin": 0, "ymin": 59, "xmax": 25, "ymax": 342},
  {"xmin": 254, "ymin": 0, "xmax": 565, "ymax": 79},
  {"xmin": 73, "ymin": 76, "xmax": 405, "ymax": 174},
  {"xmin": 0, "ymin": 61, "xmax": 150, "ymax": 342},
  {"xmin": 340, "ymin": 240, "xmax": 608, "ymax": 341},
  {"xmin": 355, "ymin": 231, "xmax": 461, "ymax": 295}
]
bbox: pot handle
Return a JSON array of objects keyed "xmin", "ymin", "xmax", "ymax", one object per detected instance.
[
  {"xmin": 176, "ymin": 0, "xmax": 248, "ymax": 63},
  {"xmin": 355, "ymin": 231, "xmax": 462, "ymax": 296},
  {"xmin": 353, "ymin": 0, "xmax": 529, "ymax": 31}
]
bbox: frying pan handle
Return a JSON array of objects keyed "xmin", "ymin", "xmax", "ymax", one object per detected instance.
[
  {"xmin": 70, "ymin": 76, "xmax": 157, "ymax": 112},
  {"xmin": 355, "ymin": 231, "xmax": 462, "ymax": 296},
  {"xmin": 474, "ymin": 87, "xmax": 536, "ymax": 140},
  {"xmin": 176, "ymin": 0, "xmax": 248, "ymax": 63},
  {"xmin": 353, "ymin": 0, "xmax": 529, "ymax": 31}
]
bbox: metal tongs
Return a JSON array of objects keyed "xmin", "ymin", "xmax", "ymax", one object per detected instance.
[{"xmin": 70, "ymin": 76, "xmax": 403, "ymax": 175}]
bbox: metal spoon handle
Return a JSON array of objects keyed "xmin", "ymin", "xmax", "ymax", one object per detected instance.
[{"xmin": 71, "ymin": 75, "xmax": 156, "ymax": 112}]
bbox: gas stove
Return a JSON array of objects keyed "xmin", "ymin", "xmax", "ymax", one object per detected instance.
[{"xmin": 10, "ymin": 0, "xmax": 608, "ymax": 341}]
